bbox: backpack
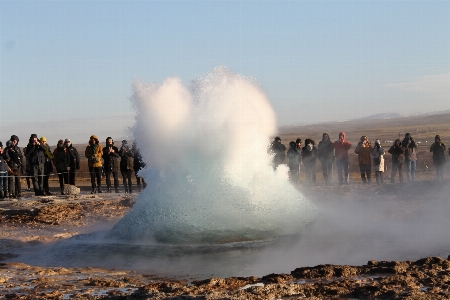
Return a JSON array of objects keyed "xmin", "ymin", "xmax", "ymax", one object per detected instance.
[{"xmin": 127, "ymin": 156, "xmax": 134, "ymax": 170}]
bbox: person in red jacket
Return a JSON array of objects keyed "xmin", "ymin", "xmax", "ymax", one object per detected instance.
[{"xmin": 332, "ymin": 132, "xmax": 352, "ymax": 185}]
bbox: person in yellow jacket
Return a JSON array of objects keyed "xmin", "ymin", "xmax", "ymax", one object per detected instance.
[
  {"xmin": 354, "ymin": 135, "xmax": 373, "ymax": 184},
  {"xmin": 85, "ymin": 135, "xmax": 103, "ymax": 193}
]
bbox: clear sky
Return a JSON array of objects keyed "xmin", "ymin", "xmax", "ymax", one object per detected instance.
[{"xmin": 1, "ymin": 0, "xmax": 449, "ymax": 144}]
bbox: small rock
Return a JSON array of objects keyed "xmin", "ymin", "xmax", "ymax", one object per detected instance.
[{"xmin": 63, "ymin": 185, "xmax": 80, "ymax": 195}]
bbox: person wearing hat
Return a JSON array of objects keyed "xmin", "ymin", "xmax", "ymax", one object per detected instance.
[
  {"xmin": 102, "ymin": 137, "xmax": 120, "ymax": 193},
  {"xmin": 371, "ymin": 139, "xmax": 385, "ymax": 185},
  {"xmin": 65, "ymin": 139, "xmax": 80, "ymax": 186},
  {"xmin": 430, "ymin": 135, "xmax": 446, "ymax": 180},
  {"xmin": 333, "ymin": 132, "xmax": 352, "ymax": 185},
  {"xmin": 6, "ymin": 135, "xmax": 24, "ymax": 197},
  {"xmin": 401, "ymin": 133, "xmax": 418, "ymax": 181},
  {"xmin": 85, "ymin": 135, "xmax": 103, "ymax": 193},
  {"xmin": 40, "ymin": 137, "xmax": 54, "ymax": 195},
  {"xmin": 354, "ymin": 135, "xmax": 372, "ymax": 184},
  {"xmin": 26, "ymin": 134, "xmax": 47, "ymax": 196},
  {"xmin": 317, "ymin": 133, "xmax": 334, "ymax": 185}
]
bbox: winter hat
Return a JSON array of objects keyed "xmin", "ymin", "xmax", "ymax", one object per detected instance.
[
  {"xmin": 10, "ymin": 135, "xmax": 19, "ymax": 142},
  {"xmin": 90, "ymin": 135, "xmax": 98, "ymax": 141},
  {"xmin": 122, "ymin": 140, "xmax": 128, "ymax": 145},
  {"xmin": 40, "ymin": 136, "xmax": 47, "ymax": 142},
  {"xmin": 405, "ymin": 133, "xmax": 411, "ymax": 139},
  {"xmin": 65, "ymin": 139, "xmax": 71, "ymax": 143},
  {"xmin": 6, "ymin": 141, "xmax": 12, "ymax": 147},
  {"xmin": 289, "ymin": 141, "xmax": 296, "ymax": 148},
  {"xmin": 30, "ymin": 134, "xmax": 37, "ymax": 139},
  {"xmin": 106, "ymin": 137, "xmax": 113, "ymax": 142},
  {"xmin": 375, "ymin": 139, "xmax": 381, "ymax": 145},
  {"xmin": 435, "ymin": 135, "xmax": 441, "ymax": 141},
  {"xmin": 274, "ymin": 136, "xmax": 281, "ymax": 142},
  {"xmin": 295, "ymin": 138, "xmax": 302, "ymax": 144}
]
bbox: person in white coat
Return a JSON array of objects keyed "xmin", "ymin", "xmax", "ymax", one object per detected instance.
[{"xmin": 371, "ymin": 139, "xmax": 385, "ymax": 185}]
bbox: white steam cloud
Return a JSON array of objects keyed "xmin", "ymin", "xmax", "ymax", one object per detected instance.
[{"xmin": 110, "ymin": 67, "xmax": 316, "ymax": 243}]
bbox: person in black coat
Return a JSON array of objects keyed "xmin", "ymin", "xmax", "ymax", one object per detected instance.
[
  {"xmin": 119, "ymin": 140, "xmax": 134, "ymax": 193},
  {"xmin": 7, "ymin": 135, "xmax": 24, "ymax": 197},
  {"xmin": 0, "ymin": 142, "xmax": 10, "ymax": 199},
  {"xmin": 430, "ymin": 135, "xmax": 446, "ymax": 180},
  {"xmin": 132, "ymin": 141, "xmax": 146, "ymax": 192},
  {"xmin": 302, "ymin": 139, "xmax": 318, "ymax": 185},
  {"xmin": 268, "ymin": 136, "xmax": 286, "ymax": 171},
  {"xmin": 26, "ymin": 134, "xmax": 46, "ymax": 196},
  {"xmin": 317, "ymin": 133, "xmax": 334, "ymax": 185},
  {"xmin": 287, "ymin": 141, "xmax": 300, "ymax": 184},
  {"xmin": 64, "ymin": 139, "xmax": 80, "ymax": 186},
  {"xmin": 103, "ymin": 137, "xmax": 120, "ymax": 193},
  {"xmin": 388, "ymin": 139, "xmax": 405, "ymax": 183}
]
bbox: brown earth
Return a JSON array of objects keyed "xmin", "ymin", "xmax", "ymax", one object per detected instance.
[{"xmin": 1, "ymin": 178, "xmax": 450, "ymax": 299}]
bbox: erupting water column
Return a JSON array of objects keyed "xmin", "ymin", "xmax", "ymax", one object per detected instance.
[{"xmin": 110, "ymin": 67, "xmax": 316, "ymax": 244}]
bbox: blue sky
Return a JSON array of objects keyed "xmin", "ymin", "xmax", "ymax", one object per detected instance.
[{"xmin": 1, "ymin": 0, "xmax": 450, "ymax": 144}]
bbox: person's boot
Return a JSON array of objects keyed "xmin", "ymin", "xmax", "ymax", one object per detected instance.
[
  {"xmin": 98, "ymin": 187, "xmax": 103, "ymax": 193},
  {"xmin": 91, "ymin": 187, "xmax": 97, "ymax": 194},
  {"xmin": 46, "ymin": 190, "xmax": 53, "ymax": 196},
  {"xmin": 39, "ymin": 190, "xmax": 46, "ymax": 196}
]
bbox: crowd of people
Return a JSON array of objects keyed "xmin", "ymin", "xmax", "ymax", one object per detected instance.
[
  {"xmin": 0, "ymin": 134, "xmax": 147, "ymax": 199},
  {"xmin": 269, "ymin": 132, "xmax": 448, "ymax": 186}
]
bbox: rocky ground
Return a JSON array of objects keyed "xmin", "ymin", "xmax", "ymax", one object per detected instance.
[{"xmin": 1, "ymin": 179, "xmax": 450, "ymax": 299}]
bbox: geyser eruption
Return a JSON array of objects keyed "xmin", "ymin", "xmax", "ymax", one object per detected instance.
[{"xmin": 111, "ymin": 67, "xmax": 316, "ymax": 243}]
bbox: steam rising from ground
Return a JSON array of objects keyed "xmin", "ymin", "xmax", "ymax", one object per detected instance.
[{"xmin": 111, "ymin": 67, "xmax": 316, "ymax": 243}]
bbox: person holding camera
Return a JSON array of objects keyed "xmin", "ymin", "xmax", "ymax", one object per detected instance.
[
  {"xmin": 371, "ymin": 139, "xmax": 385, "ymax": 185},
  {"xmin": 401, "ymin": 133, "xmax": 417, "ymax": 182},
  {"xmin": 53, "ymin": 139, "xmax": 69, "ymax": 194},
  {"xmin": 302, "ymin": 139, "xmax": 318, "ymax": 185},
  {"xmin": 119, "ymin": 140, "xmax": 134, "ymax": 193},
  {"xmin": 430, "ymin": 135, "xmax": 446, "ymax": 180},
  {"xmin": 26, "ymin": 134, "xmax": 47, "ymax": 196},
  {"xmin": 7, "ymin": 135, "xmax": 23, "ymax": 197},
  {"xmin": 65, "ymin": 139, "xmax": 80, "ymax": 186},
  {"xmin": 268, "ymin": 136, "xmax": 286, "ymax": 171},
  {"xmin": 333, "ymin": 132, "xmax": 352, "ymax": 185},
  {"xmin": 388, "ymin": 139, "xmax": 405, "ymax": 183},
  {"xmin": 354, "ymin": 136, "xmax": 373, "ymax": 184},
  {"xmin": 85, "ymin": 135, "xmax": 103, "ymax": 194},
  {"xmin": 103, "ymin": 137, "xmax": 120, "ymax": 193}
]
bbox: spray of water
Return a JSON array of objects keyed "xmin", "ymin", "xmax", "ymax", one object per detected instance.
[{"xmin": 110, "ymin": 67, "xmax": 316, "ymax": 244}]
